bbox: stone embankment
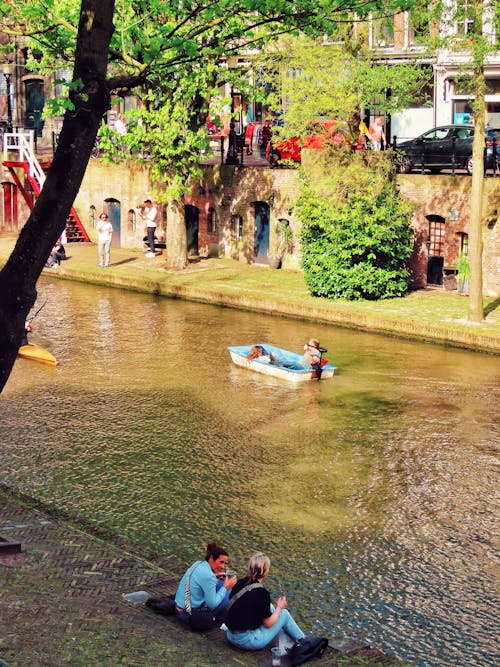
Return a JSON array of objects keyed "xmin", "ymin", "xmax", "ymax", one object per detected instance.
[{"xmin": 0, "ymin": 489, "xmax": 408, "ymax": 666}]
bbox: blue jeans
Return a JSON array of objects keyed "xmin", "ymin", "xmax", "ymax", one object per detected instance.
[
  {"xmin": 147, "ymin": 226, "xmax": 156, "ymax": 254},
  {"xmin": 227, "ymin": 608, "xmax": 304, "ymax": 650}
]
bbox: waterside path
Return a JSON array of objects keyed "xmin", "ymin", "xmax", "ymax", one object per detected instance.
[{"xmin": 0, "ymin": 487, "xmax": 407, "ymax": 666}]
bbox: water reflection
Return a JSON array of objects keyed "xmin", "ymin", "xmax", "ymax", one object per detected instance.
[{"xmin": 2, "ymin": 278, "xmax": 499, "ymax": 667}]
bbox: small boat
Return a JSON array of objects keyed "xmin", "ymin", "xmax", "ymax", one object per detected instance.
[
  {"xmin": 227, "ymin": 344, "xmax": 336, "ymax": 382},
  {"xmin": 18, "ymin": 343, "xmax": 57, "ymax": 365}
]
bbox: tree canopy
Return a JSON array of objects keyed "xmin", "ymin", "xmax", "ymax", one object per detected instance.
[{"xmin": 256, "ymin": 30, "xmax": 431, "ymax": 149}]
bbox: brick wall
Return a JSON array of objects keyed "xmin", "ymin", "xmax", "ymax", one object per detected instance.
[{"xmin": 77, "ymin": 162, "xmax": 499, "ymax": 296}]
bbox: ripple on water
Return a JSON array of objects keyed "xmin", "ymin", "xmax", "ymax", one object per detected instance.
[{"xmin": 2, "ymin": 279, "xmax": 499, "ymax": 667}]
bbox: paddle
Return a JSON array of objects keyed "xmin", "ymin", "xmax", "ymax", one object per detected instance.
[{"xmin": 27, "ymin": 298, "xmax": 48, "ymax": 324}]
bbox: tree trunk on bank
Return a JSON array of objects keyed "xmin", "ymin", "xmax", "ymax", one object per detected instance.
[
  {"xmin": 467, "ymin": 6, "xmax": 486, "ymax": 323},
  {"xmin": 165, "ymin": 199, "xmax": 188, "ymax": 270},
  {"xmin": 0, "ymin": 0, "xmax": 115, "ymax": 394}
]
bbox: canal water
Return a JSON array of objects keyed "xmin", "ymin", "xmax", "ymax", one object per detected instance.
[{"xmin": 1, "ymin": 278, "xmax": 499, "ymax": 667}]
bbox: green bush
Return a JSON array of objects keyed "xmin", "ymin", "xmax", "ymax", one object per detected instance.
[{"xmin": 297, "ymin": 157, "xmax": 414, "ymax": 300}]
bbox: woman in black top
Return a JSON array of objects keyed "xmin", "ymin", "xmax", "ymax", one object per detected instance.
[{"xmin": 225, "ymin": 552, "xmax": 305, "ymax": 650}]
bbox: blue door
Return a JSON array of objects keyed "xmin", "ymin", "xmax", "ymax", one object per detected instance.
[
  {"xmin": 106, "ymin": 199, "xmax": 121, "ymax": 247},
  {"xmin": 185, "ymin": 205, "xmax": 199, "ymax": 255},
  {"xmin": 254, "ymin": 202, "xmax": 270, "ymax": 262}
]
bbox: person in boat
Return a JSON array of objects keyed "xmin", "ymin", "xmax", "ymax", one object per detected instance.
[
  {"xmin": 174, "ymin": 541, "xmax": 237, "ymax": 629},
  {"xmin": 301, "ymin": 338, "xmax": 322, "ymax": 370},
  {"xmin": 225, "ymin": 552, "xmax": 306, "ymax": 651},
  {"xmin": 270, "ymin": 338, "xmax": 324, "ymax": 370},
  {"xmin": 247, "ymin": 340, "xmax": 323, "ymax": 371},
  {"xmin": 247, "ymin": 345, "xmax": 271, "ymax": 362}
]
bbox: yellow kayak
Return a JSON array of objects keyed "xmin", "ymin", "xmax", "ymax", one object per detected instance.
[{"xmin": 18, "ymin": 343, "xmax": 57, "ymax": 365}]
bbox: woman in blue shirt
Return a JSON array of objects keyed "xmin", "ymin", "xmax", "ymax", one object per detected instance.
[{"xmin": 175, "ymin": 541, "xmax": 237, "ymax": 628}]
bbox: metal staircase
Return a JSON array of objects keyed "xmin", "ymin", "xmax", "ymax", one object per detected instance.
[{"xmin": 2, "ymin": 130, "xmax": 90, "ymax": 242}]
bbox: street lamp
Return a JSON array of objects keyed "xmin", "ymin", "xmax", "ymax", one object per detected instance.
[{"xmin": 2, "ymin": 62, "xmax": 14, "ymax": 132}]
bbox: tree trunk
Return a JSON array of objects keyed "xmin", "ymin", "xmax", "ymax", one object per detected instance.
[
  {"xmin": 165, "ymin": 199, "xmax": 188, "ymax": 270},
  {"xmin": 0, "ymin": 0, "xmax": 115, "ymax": 394},
  {"xmin": 467, "ymin": 3, "xmax": 486, "ymax": 323}
]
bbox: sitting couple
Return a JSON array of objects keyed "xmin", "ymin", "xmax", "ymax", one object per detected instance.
[
  {"xmin": 247, "ymin": 338, "xmax": 322, "ymax": 371},
  {"xmin": 175, "ymin": 542, "xmax": 305, "ymax": 650}
]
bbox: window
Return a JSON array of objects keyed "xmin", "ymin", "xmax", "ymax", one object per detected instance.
[
  {"xmin": 458, "ymin": 232, "xmax": 469, "ymax": 255},
  {"xmin": 455, "ymin": 0, "xmax": 475, "ymax": 36},
  {"xmin": 428, "ymin": 218, "xmax": 445, "ymax": 256},
  {"xmin": 231, "ymin": 214, "xmax": 243, "ymax": 241},
  {"xmin": 370, "ymin": 14, "xmax": 394, "ymax": 47},
  {"xmin": 408, "ymin": 9, "xmax": 430, "ymax": 45},
  {"xmin": 423, "ymin": 128, "xmax": 451, "ymax": 141},
  {"xmin": 128, "ymin": 209, "xmax": 136, "ymax": 233},
  {"xmin": 456, "ymin": 127, "xmax": 473, "ymax": 140},
  {"xmin": 208, "ymin": 207, "xmax": 217, "ymax": 234}
]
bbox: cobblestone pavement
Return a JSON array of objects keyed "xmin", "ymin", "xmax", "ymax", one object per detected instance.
[{"xmin": 0, "ymin": 490, "xmax": 404, "ymax": 667}]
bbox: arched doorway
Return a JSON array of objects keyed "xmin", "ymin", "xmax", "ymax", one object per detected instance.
[
  {"xmin": 105, "ymin": 198, "xmax": 121, "ymax": 247},
  {"xmin": 185, "ymin": 204, "xmax": 199, "ymax": 256},
  {"xmin": 253, "ymin": 201, "xmax": 270, "ymax": 263},
  {"xmin": 426, "ymin": 215, "xmax": 445, "ymax": 286}
]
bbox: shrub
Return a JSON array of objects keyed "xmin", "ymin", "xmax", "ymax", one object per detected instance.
[{"xmin": 297, "ymin": 155, "xmax": 414, "ymax": 300}]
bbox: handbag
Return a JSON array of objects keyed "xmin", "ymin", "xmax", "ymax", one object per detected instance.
[
  {"xmin": 184, "ymin": 561, "xmax": 216, "ymax": 631},
  {"xmin": 189, "ymin": 606, "xmax": 217, "ymax": 631},
  {"xmin": 286, "ymin": 636, "xmax": 329, "ymax": 666}
]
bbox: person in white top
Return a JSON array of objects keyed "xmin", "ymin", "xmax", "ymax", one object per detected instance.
[
  {"xmin": 115, "ymin": 113, "xmax": 127, "ymax": 137},
  {"xmin": 96, "ymin": 212, "xmax": 113, "ymax": 268},
  {"xmin": 142, "ymin": 199, "xmax": 158, "ymax": 258}
]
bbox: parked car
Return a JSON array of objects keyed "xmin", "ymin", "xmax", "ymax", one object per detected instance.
[
  {"xmin": 266, "ymin": 121, "xmax": 346, "ymax": 165},
  {"xmin": 396, "ymin": 124, "xmax": 499, "ymax": 175},
  {"xmin": 486, "ymin": 126, "xmax": 500, "ymax": 171}
]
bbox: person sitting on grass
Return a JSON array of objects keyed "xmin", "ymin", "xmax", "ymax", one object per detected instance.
[
  {"xmin": 174, "ymin": 541, "xmax": 237, "ymax": 630},
  {"xmin": 225, "ymin": 552, "xmax": 306, "ymax": 651}
]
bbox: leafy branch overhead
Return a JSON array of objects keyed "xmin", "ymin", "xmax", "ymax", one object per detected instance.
[{"xmin": 1, "ymin": 0, "xmax": 396, "ymax": 94}]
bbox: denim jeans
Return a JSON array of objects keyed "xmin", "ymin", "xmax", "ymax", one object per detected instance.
[
  {"xmin": 226, "ymin": 608, "xmax": 304, "ymax": 650},
  {"xmin": 147, "ymin": 226, "xmax": 156, "ymax": 254}
]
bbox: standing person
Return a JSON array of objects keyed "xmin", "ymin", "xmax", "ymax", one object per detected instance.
[
  {"xmin": 260, "ymin": 119, "xmax": 272, "ymax": 156},
  {"xmin": 142, "ymin": 199, "xmax": 158, "ymax": 258},
  {"xmin": 96, "ymin": 212, "xmax": 113, "ymax": 268},
  {"xmin": 174, "ymin": 541, "xmax": 237, "ymax": 630},
  {"xmin": 114, "ymin": 113, "xmax": 127, "ymax": 137},
  {"xmin": 225, "ymin": 552, "xmax": 305, "ymax": 650},
  {"xmin": 369, "ymin": 116, "xmax": 386, "ymax": 151}
]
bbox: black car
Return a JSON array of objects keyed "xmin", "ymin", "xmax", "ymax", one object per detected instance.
[
  {"xmin": 485, "ymin": 126, "xmax": 500, "ymax": 171},
  {"xmin": 396, "ymin": 124, "xmax": 499, "ymax": 175}
]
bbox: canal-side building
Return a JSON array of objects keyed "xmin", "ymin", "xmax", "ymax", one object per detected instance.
[
  {"xmin": 1, "ymin": 7, "xmax": 499, "ymax": 296},
  {"xmin": 70, "ymin": 156, "xmax": 499, "ymax": 297}
]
